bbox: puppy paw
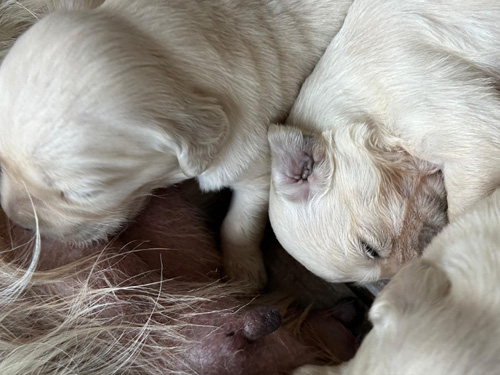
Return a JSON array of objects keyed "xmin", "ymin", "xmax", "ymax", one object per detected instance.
[
  {"xmin": 292, "ymin": 365, "xmax": 338, "ymax": 375},
  {"xmin": 222, "ymin": 245, "xmax": 267, "ymax": 291}
]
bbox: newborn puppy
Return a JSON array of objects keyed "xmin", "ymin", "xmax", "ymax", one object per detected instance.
[
  {"xmin": 269, "ymin": 0, "xmax": 500, "ymax": 282},
  {"xmin": 294, "ymin": 186, "xmax": 500, "ymax": 375},
  {"xmin": 0, "ymin": 0, "xmax": 353, "ymax": 289}
]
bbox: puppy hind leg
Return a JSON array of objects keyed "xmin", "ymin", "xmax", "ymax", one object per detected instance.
[{"xmin": 221, "ymin": 179, "xmax": 269, "ymax": 291}]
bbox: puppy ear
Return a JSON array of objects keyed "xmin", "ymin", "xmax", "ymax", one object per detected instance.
[
  {"xmin": 268, "ymin": 124, "xmax": 329, "ymax": 202},
  {"xmin": 171, "ymin": 98, "xmax": 229, "ymax": 178},
  {"xmin": 370, "ymin": 260, "xmax": 450, "ymax": 328}
]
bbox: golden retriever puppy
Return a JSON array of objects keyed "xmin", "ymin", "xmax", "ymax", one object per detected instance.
[
  {"xmin": 0, "ymin": 0, "xmax": 353, "ymax": 289},
  {"xmin": 293, "ymin": 186, "xmax": 500, "ymax": 375},
  {"xmin": 269, "ymin": 0, "xmax": 500, "ymax": 282}
]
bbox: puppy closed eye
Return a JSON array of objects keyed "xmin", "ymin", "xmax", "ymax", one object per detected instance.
[
  {"xmin": 362, "ymin": 241, "xmax": 380, "ymax": 259},
  {"xmin": 59, "ymin": 190, "xmax": 95, "ymax": 203}
]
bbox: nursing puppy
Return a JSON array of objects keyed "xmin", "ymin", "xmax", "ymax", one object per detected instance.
[
  {"xmin": 269, "ymin": 0, "xmax": 500, "ymax": 282},
  {"xmin": 294, "ymin": 186, "xmax": 500, "ymax": 375},
  {"xmin": 0, "ymin": 0, "xmax": 353, "ymax": 289}
]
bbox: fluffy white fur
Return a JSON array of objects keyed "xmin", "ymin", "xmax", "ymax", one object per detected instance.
[
  {"xmin": 269, "ymin": 0, "xmax": 500, "ymax": 282},
  {"xmin": 294, "ymin": 186, "xmax": 500, "ymax": 375},
  {"xmin": 0, "ymin": 0, "xmax": 353, "ymax": 289}
]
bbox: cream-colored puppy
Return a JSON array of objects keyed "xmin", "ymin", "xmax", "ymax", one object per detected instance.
[
  {"xmin": 269, "ymin": 0, "xmax": 500, "ymax": 282},
  {"xmin": 294, "ymin": 186, "xmax": 500, "ymax": 375},
  {"xmin": 0, "ymin": 0, "xmax": 353, "ymax": 288}
]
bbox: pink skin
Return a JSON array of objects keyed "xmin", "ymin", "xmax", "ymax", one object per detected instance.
[
  {"xmin": 0, "ymin": 185, "xmax": 357, "ymax": 374},
  {"xmin": 119, "ymin": 187, "xmax": 222, "ymax": 282}
]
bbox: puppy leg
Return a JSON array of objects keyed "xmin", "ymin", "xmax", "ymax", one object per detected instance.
[
  {"xmin": 221, "ymin": 177, "xmax": 269, "ymax": 290},
  {"xmin": 443, "ymin": 160, "xmax": 500, "ymax": 221},
  {"xmin": 293, "ymin": 365, "xmax": 343, "ymax": 375}
]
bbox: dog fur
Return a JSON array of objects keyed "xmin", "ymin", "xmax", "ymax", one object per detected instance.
[
  {"xmin": 293, "ymin": 186, "xmax": 500, "ymax": 375},
  {"xmin": 0, "ymin": 0, "xmax": 353, "ymax": 289},
  {"xmin": 269, "ymin": 0, "xmax": 500, "ymax": 282},
  {"xmin": 0, "ymin": 185, "xmax": 358, "ymax": 375}
]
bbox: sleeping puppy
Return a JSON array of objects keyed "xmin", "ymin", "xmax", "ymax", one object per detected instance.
[
  {"xmin": 293, "ymin": 186, "xmax": 500, "ymax": 375},
  {"xmin": 269, "ymin": 0, "xmax": 500, "ymax": 282},
  {"xmin": 0, "ymin": 0, "xmax": 353, "ymax": 289}
]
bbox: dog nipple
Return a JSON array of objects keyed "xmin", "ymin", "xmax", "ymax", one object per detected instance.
[{"xmin": 242, "ymin": 305, "xmax": 282, "ymax": 341}]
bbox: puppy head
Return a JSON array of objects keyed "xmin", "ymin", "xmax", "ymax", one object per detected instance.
[
  {"xmin": 0, "ymin": 136, "xmax": 165, "ymax": 242},
  {"xmin": 268, "ymin": 123, "xmax": 447, "ymax": 283},
  {"xmin": 347, "ymin": 253, "xmax": 500, "ymax": 374},
  {"xmin": 340, "ymin": 259, "xmax": 454, "ymax": 374},
  {"xmin": 0, "ymin": 11, "xmax": 228, "ymax": 242}
]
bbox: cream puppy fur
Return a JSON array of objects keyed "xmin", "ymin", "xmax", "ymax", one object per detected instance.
[
  {"xmin": 269, "ymin": 0, "xmax": 500, "ymax": 282},
  {"xmin": 0, "ymin": 0, "xmax": 353, "ymax": 288},
  {"xmin": 294, "ymin": 186, "xmax": 500, "ymax": 375}
]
